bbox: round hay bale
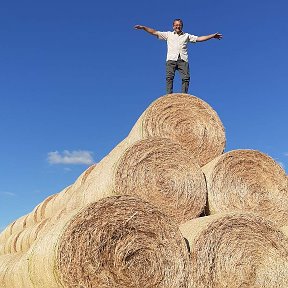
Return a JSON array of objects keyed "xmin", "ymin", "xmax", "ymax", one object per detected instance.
[
  {"xmin": 71, "ymin": 164, "xmax": 97, "ymax": 189},
  {"xmin": 0, "ymin": 215, "xmax": 28, "ymax": 244},
  {"xmin": 0, "ymin": 225, "xmax": 10, "ymax": 244},
  {"xmin": 0, "ymin": 210, "xmax": 70, "ymax": 287},
  {"xmin": 0, "ymin": 93, "xmax": 223, "ymax": 243},
  {"xmin": 0, "ymin": 253, "xmax": 34, "ymax": 288},
  {"xmin": 0, "ymin": 255, "xmax": 13, "ymax": 287},
  {"xmin": 0, "ymin": 191, "xmax": 62, "ymax": 247},
  {"xmin": 0, "ymin": 165, "xmax": 94, "ymax": 251},
  {"xmin": 0, "ymin": 223, "xmax": 14, "ymax": 244},
  {"xmin": 114, "ymin": 137, "xmax": 207, "ymax": 223},
  {"xmin": 33, "ymin": 194, "xmax": 58, "ymax": 223},
  {"xmin": 129, "ymin": 93, "xmax": 226, "ymax": 166},
  {"xmin": 15, "ymin": 218, "xmax": 49, "ymax": 253},
  {"xmin": 0, "ymin": 189, "xmax": 67, "ymax": 245},
  {"xmin": 0, "ymin": 213, "xmax": 65, "ymax": 256},
  {"xmin": 0, "ymin": 235, "xmax": 14, "ymax": 254},
  {"xmin": 28, "ymin": 196, "xmax": 190, "ymax": 288},
  {"xmin": 202, "ymin": 149, "xmax": 288, "ymax": 226},
  {"xmin": 0, "ymin": 254, "xmax": 23, "ymax": 288},
  {"xmin": 42, "ymin": 186, "xmax": 74, "ymax": 219},
  {"xmin": 81, "ymin": 138, "xmax": 207, "ymax": 224},
  {"xmin": 23, "ymin": 194, "xmax": 57, "ymax": 229},
  {"xmin": 281, "ymin": 226, "xmax": 288, "ymax": 237},
  {"xmin": 180, "ymin": 212, "xmax": 288, "ymax": 288}
]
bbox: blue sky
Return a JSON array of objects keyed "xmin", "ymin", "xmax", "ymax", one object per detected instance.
[{"xmin": 1, "ymin": 0, "xmax": 287, "ymax": 230}]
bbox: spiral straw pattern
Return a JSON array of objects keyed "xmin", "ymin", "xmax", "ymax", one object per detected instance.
[
  {"xmin": 113, "ymin": 137, "xmax": 207, "ymax": 223},
  {"xmin": 202, "ymin": 149, "xmax": 288, "ymax": 226},
  {"xmin": 129, "ymin": 93, "xmax": 226, "ymax": 167},
  {"xmin": 25, "ymin": 196, "xmax": 191, "ymax": 288},
  {"xmin": 180, "ymin": 212, "xmax": 288, "ymax": 288}
]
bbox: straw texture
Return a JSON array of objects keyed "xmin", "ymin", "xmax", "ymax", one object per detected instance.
[
  {"xmin": 0, "ymin": 254, "xmax": 28, "ymax": 288},
  {"xmin": 72, "ymin": 163, "xmax": 97, "ymax": 189},
  {"xmin": 0, "ymin": 93, "xmax": 223, "ymax": 242},
  {"xmin": 0, "ymin": 190, "xmax": 66, "ymax": 245},
  {"xmin": 202, "ymin": 149, "xmax": 288, "ymax": 226},
  {"xmin": 78, "ymin": 137, "xmax": 207, "ymax": 224},
  {"xmin": 0, "ymin": 210, "xmax": 67, "ymax": 287},
  {"xmin": 1, "ymin": 134, "xmax": 207, "ymax": 247},
  {"xmin": 129, "ymin": 93, "xmax": 226, "ymax": 167},
  {"xmin": 0, "ymin": 215, "xmax": 28, "ymax": 244},
  {"xmin": 0, "ymin": 219, "xmax": 49, "ymax": 255},
  {"xmin": 281, "ymin": 226, "xmax": 288, "ymax": 237},
  {"xmin": 180, "ymin": 212, "xmax": 288, "ymax": 288},
  {"xmin": 0, "ymin": 253, "xmax": 35, "ymax": 288},
  {"xmin": 113, "ymin": 138, "xmax": 206, "ymax": 222},
  {"xmin": 0, "ymin": 164, "xmax": 96, "ymax": 244},
  {"xmin": 25, "ymin": 196, "xmax": 190, "ymax": 288}
]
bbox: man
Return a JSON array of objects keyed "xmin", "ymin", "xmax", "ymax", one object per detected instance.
[{"xmin": 134, "ymin": 19, "xmax": 222, "ymax": 94}]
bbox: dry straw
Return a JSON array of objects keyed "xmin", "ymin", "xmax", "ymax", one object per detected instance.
[
  {"xmin": 0, "ymin": 93, "xmax": 223, "ymax": 242},
  {"xmin": 0, "ymin": 136, "xmax": 206, "ymax": 250},
  {"xmin": 71, "ymin": 163, "xmax": 97, "ymax": 189},
  {"xmin": 202, "ymin": 149, "xmax": 288, "ymax": 226},
  {"xmin": 113, "ymin": 137, "xmax": 207, "ymax": 222},
  {"xmin": 0, "ymin": 210, "xmax": 70, "ymax": 258},
  {"xmin": 0, "ymin": 219, "xmax": 49, "ymax": 255},
  {"xmin": 73, "ymin": 137, "xmax": 207, "ymax": 224},
  {"xmin": 0, "ymin": 215, "xmax": 28, "ymax": 244},
  {"xmin": 0, "ymin": 193, "xmax": 57, "ymax": 245},
  {"xmin": 129, "ymin": 93, "xmax": 226, "ymax": 167},
  {"xmin": 281, "ymin": 226, "xmax": 288, "ymax": 237},
  {"xmin": 180, "ymin": 212, "xmax": 288, "ymax": 288},
  {"xmin": 1, "ymin": 196, "xmax": 191, "ymax": 288},
  {"xmin": 0, "ymin": 165, "xmax": 97, "ymax": 245},
  {"xmin": 0, "ymin": 254, "xmax": 23, "ymax": 288},
  {"xmin": 1, "ymin": 210, "xmax": 68, "ymax": 259}
]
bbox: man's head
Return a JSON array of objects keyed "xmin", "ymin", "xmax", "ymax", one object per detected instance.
[{"xmin": 173, "ymin": 19, "xmax": 183, "ymax": 34}]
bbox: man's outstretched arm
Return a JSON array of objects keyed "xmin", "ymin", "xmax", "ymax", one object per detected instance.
[
  {"xmin": 134, "ymin": 25, "xmax": 158, "ymax": 36},
  {"xmin": 196, "ymin": 32, "xmax": 223, "ymax": 42}
]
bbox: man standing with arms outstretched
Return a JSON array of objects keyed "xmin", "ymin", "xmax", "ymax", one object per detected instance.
[{"xmin": 134, "ymin": 19, "xmax": 222, "ymax": 94}]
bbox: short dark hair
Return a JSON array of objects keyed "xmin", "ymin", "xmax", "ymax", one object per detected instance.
[{"xmin": 173, "ymin": 19, "xmax": 183, "ymax": 27}]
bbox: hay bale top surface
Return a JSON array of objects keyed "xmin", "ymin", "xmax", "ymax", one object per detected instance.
[{"xmin": 130, "ymin": 93, "xmax": 226, "ymax": 166}]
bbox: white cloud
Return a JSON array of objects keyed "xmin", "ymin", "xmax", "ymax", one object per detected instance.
[
  {"xmin": 0, "ymin": 191, "xmax": 16, "ymax": 197},
  {"xmin": 47, "ymin": 150, "xmax": 94, "ymax": 165}
]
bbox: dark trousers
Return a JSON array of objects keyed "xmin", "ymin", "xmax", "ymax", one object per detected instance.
[{"xmin": 166, "ymin": 59, "xmax": 190, "ymax": 94}]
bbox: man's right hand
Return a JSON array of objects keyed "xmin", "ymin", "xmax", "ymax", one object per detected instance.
[
  {"xmin": 134, "ymin": 25, "xmax": 157, "ymax": 36},
  {"xmin": 134, "ymin": 25, "xmax": 144, "ymax": 30}
]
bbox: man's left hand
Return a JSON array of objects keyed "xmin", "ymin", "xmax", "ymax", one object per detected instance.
[{"xmin": 214, "ymin": 32, "xmax": 223, "ymax": 40}]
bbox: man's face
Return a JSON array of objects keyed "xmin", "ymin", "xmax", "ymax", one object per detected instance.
[{"xmin": 173, "ymin": 21, "xmax": 183, "ymax": 34}]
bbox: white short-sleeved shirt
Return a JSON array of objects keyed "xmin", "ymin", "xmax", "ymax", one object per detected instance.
[{"xmin": 156, "ymin": 31, "xmax": 198, "ymax": 62}]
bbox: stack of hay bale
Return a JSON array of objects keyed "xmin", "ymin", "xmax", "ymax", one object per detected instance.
[{"xmin": 0, "ymin": 94, "xmax": 287, "ymax": 288}]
